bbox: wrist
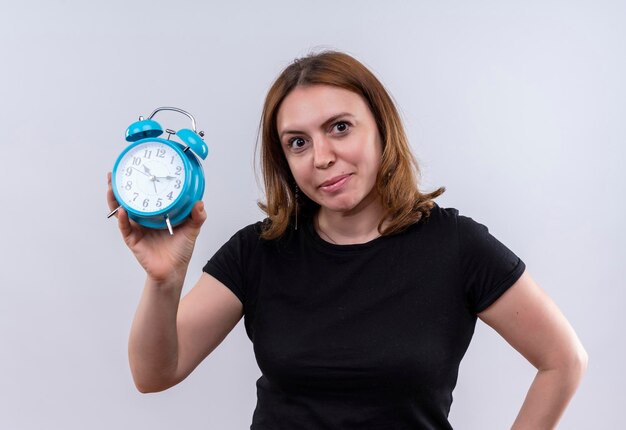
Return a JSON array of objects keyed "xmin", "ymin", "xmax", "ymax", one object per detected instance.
[{"xmin": 145, "ymin": 269, "xmax": 187, "ymax": 294}]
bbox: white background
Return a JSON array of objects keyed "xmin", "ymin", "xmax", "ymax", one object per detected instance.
[{"xmin": 1, "ymin": 1, "xmax": 624, "ymax": 428}]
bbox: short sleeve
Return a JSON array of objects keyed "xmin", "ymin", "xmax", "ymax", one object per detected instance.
[
  {"xmin": 457, "ymin": 214, "xmax": 526, "ymax": 314},
  {"xmin": 203, "ymin": 223, "xmax": 262, "ymax": 305}
]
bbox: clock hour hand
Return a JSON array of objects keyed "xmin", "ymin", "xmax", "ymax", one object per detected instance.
[
  {"xmin": 154, "ymin": 175, "xmax": 176, "ymax": 180},
  {"xmin": 141, "ymin": 165, "xmax": 161, "ymax": 190},
  {"xmin": 132, "ymin": 167, "xmax": 150, "ymax": 177}
]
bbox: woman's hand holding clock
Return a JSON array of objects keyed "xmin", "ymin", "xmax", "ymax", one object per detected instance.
[{"xmin": 107, "ymin": 172, "xmax": 207, "ymax": 285}]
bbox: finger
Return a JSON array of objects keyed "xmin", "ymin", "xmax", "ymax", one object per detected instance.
[
  {"xmin": 117, "ymin": 207, "xmax": 134, "ymax": 243},
  {"xmin": 106, "ymin": 172, "xmax": 121, "ymax": 214},
  {"xmin": 188, "ymin": 201, "xmax": 207, "ymax": 228},
  {"xmin": 179, "ymin": 201, "xmax": 206, "ymax": 240}
]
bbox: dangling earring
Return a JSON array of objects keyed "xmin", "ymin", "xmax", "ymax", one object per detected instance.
[{"xmin": 294, "ymin": 184, "xmax": 299, "ymax": 231}]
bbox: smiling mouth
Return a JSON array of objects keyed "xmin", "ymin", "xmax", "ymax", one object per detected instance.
[{"xmin": 319, "ymin": 174, "xmax": 352, "ymax": 191}]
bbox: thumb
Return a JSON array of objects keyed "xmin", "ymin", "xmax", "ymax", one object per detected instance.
[{"xmin": 186, "ymin": 200, "xmax": 207, "ymax": 230}]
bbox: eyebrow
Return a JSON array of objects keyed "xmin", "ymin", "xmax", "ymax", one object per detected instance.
[{"xmin": 279, "ymin": 112, "xmax": 355, "ymax": 139}]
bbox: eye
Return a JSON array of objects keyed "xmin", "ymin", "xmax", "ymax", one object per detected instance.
[
  {"xmin": 287, "ymin": 137, "xmax": 308, "ymax": 152},
  {"xmin": 332, "ymin": 121, "xmax": 350, "ymax": 134}
]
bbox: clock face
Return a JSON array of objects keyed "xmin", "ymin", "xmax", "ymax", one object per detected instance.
[{"xmin": 115, "ymin": 141, "xmax": 187, "ymax": 214}]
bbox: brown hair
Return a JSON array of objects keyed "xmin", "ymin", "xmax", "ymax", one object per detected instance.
[{"xmin": 258, "ymin": 50, "xmax": 445, "ymax": 240}]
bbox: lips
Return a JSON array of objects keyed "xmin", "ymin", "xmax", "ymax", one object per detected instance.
[{"xmin": 318, "ymin": 174, "xmax": 352, "ymax": 192}]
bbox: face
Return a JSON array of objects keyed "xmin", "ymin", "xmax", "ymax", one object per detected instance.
[{"xmin": 277, "ymin": 85, "xmax": 383, "ymax": 216}]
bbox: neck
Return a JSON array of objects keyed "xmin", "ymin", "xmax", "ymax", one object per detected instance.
[{"xmin": 315, "ymin": 196, "xmax": 386, "ymax": 245}]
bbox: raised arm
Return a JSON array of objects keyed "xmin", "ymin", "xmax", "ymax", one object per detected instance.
[
  {"xmin": 107, "ymin": 173, "xmax": 243, "ymax": 393},
  {"xmin": 478, "ymin": 270, "xmax": 588, "ymax": 430},
  {"xmin": 129, "ymin": 272, "xmax": 243, "ymax": 393}
]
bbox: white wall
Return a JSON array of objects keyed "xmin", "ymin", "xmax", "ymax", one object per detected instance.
[{"xmin": 1, "ymin": 1, "xmax": 623, "ymax": 428}]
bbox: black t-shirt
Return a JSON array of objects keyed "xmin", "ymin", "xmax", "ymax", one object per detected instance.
[{"xmin": 203, "ymin": 204, "xmax": 525, "ymax": 429}]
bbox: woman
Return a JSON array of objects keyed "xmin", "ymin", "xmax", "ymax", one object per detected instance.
[{"xmin": 107, "ymin": 51, "xmax": 587, "ymax": 429}]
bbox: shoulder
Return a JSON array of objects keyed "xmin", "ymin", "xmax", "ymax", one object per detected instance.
[
  {"xmin": 403, "ymin": 203, "xmax": 500, "ymax": 252},
  {"xmin": 219, "ymin": 218, "xmax": 301, "ymax": 258},
  {"xmin": 204, "ymin": 220, "xmax": 268, "ymax": 296},
  {"xmin": 381, "ymin": 203, "xmax": 463, "ymax": 248},
  {"xmin": 208, "ymin": 221, "xmax": 267, "ymax": 263},
  {"xmin": 414, "ymin": 202, "xmax": 462, "ymax": 232},
  {"xmin": 426, "ymin": 202, "xmax": 460, "ymax": 221},
  {"xmin": 224, "ymin": 220, "xmax": 266, "ymax": 244},
  {"xmin": 422, "ymin": 203, "xmax": 488, "ymax": 234}
]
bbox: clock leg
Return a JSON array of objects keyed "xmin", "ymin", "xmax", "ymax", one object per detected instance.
[
  {"xmin": 165, "ymin": 215, "xmax": 174, "ymax": 235},
  {"xmin": 107, "ymin": 206, "xmax": 121, "ymax": 219}
]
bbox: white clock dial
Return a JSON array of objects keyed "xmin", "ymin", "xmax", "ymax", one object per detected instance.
[{"xmin": 115, "ymin": 141, "xmax": 187, "ymax": 213}]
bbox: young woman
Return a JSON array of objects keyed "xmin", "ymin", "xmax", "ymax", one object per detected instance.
[{"xmin": 107, "ymin": 51, "xmax": 587, "ymax": 429}]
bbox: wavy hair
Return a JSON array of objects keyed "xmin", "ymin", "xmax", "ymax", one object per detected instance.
[{"xmin": 258, "ymin": 51, "xmax": 445, "ymax": 240}]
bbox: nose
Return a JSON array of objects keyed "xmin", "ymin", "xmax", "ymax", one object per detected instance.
[{"xmin": 313, "ymin": 136, "xmax": 335, "ymax": 169}]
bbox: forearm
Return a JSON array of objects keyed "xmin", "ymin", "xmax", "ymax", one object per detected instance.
[
  {"xmin": 128, "ymin": 274, "xmax": 186, "ymax": 392},
  {"xmin": 511, "ymin": 359, "xmax": 587, "ymax": 430}
]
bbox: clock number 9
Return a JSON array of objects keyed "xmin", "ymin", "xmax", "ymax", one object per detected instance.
[{"xmin": 125, "ymin": 167, "xmax": 132, "ymax": 176}]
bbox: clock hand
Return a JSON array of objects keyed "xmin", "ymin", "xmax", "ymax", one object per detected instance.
[
  {"xmin": 141, "ymin": 165, "xmax": 162, "ymax": 188},
  {"xmin": 145, "ymin": 174, "xmax": 161, "ymax": 194},
  {"xmin": 132, "ymin": 167, "xmax": 150, "ymax": 177},
  {"xmin": 154, "ymin": 175, "xmax": 175, "ymax": 180}
]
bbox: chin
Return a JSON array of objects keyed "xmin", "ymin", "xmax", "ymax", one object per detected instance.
[{"xmin": 319, "ymin": 198, "xmax": 364, "ymax": 214}]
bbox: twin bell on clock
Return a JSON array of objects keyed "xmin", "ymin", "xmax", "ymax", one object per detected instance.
[{"xmin": 108, "ymin": 107, "xmax": 208, "ymax": 235}]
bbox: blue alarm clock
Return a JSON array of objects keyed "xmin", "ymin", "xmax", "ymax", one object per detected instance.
[{"xmin": 108, "ymin": 107, "xmax": 208, "ymax": 234}]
